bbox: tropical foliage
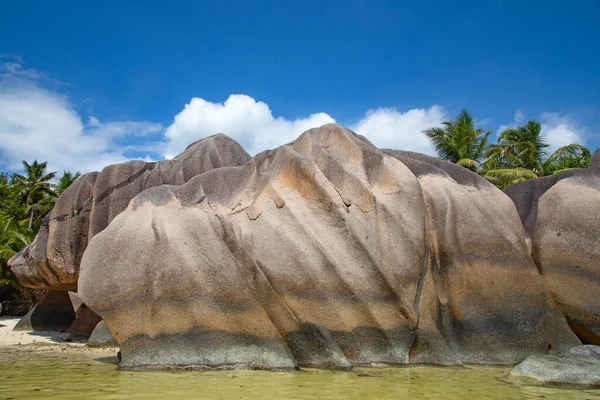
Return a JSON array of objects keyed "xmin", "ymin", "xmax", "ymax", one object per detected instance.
[
  {"xmin": 0, "ymin": 162, "xmax": 79, "ymax": 315},
  {"xmin": 11, "ymin": 160, "xmax": 56, "ymax": 229},
  {"xmin": 424, "ymin": 111, "xmax": 592, "ymax": 189},
  {"xmin": 483, "ymin": 121, "xmax": 590, "ymax": 187},
  {"xmin": 0, "ymin": 215, "xmax": 39, "ymax": 315},
  {"xmin": 423, "ymin": 109, "xmax": 492, "ymax": 172}
]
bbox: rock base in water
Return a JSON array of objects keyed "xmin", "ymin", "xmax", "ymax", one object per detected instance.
[{"xmin": 509, "ymin": 345, "xmax": 600, "ymax": 389}]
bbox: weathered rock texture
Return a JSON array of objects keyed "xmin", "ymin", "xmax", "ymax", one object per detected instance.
[
  {"xmin": 9, "ymin": 135, "xmax": 251, "ymax": 291},
  {"xmin": 87, "ymin": 321, "xmax": 118, "ymax": 347},
  {"xmin": 509, "ymin": 345, "xmax": 600, "ymax": 389},
  {"xmin": 65, "ymin": 304, "xmax": 102, "ymax": 341},
  {"xmin": 504, "ymin": 149, "xmax": 600, "ymax": 345},
  {"xmin": 74, "ymin": 124, "xmax": 578, "ymax": 370}
]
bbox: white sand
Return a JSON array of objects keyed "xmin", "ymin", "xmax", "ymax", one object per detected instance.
[
  {"xmin": 0, "ymin": 316, "xmax": 114, "ymax": 353},
  {"xmin": 0, "ymin": 317, "xmax": 73, "ymax": 346}
]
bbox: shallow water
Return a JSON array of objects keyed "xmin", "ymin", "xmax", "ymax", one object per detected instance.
[{"xmin": 1, "ymin": 347, "xmax": 600, "ymax": 400}]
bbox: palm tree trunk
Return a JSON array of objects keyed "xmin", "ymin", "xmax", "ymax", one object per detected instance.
[{"xmin": 28, "ymin": 208, "xmax": 34, "ymax": 230}]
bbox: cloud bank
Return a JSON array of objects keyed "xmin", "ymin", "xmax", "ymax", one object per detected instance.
[
  {"xmin": 0, "ymin": 61, "xmax": 594, "ymax": 176},
  {"xmin": 164, "ymin": 95, "xmax": 336, "ymax": 158},
  {"xmin": 0, "ymin": 63, "xmax": 162, "ymax": 174},
  {"xmin": 163, "ymin": 95, "xmax": 445, "ymax": 158}
]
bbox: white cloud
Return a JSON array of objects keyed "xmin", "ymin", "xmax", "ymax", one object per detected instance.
[
  {"xmin": 540, "ymin": 112, "xmax": 587, "ymax": 151},
  {"xmin": 0, "ymin": 63, "xmax": 163, "ymax": 174},
  {"xmin": 164, "ymin": 94, "xmax": 335, "ymax": 157},
  {"xmin": 86, "ymin": 116, "xmax": 163, "ymax": 139},
  {"xmin": 164, "ymin": 95, "xmax": 445, "ymax": 158},
  {"xmin": 351, "ymin": 106, "xmax": 446, "ymax": 155}
]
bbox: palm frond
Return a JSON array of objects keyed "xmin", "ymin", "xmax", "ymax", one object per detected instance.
[
  {"xmin": 484, "ymin": 168, "xmax": 537, "ymax": 180},
  {"xmin": 424, "ymin": 127, "xmax": 460, "ymax": 162},
  {"xmin": 456, "ymin": 158, "xmax": 480, "ymax": 171},
  {"xmin": 543, "ymin": 143, "xmax": 589, "ymax": 166}
]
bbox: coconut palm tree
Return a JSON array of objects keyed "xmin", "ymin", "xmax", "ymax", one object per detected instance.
[
  {"xmin": 12, "ymin": 160, "xmax": 56, "ymax": 229},
  {"xmin": 0, "ymin": 215, "xmax": 34, "ymax": 287},
  {"xmin": 0, "ymin": 215, "xmax": 44, "ymax": 314},
  {"xmin": 55, "ymin": 170, "xmax": 81, "ymax": 196},
  {"xmin": 423, "ymin": 109, "xmax": 493, "ymax": 172},
  {"xmin": 0, "ymin": 216, "xmax": 33, "ymax": 264},
  {"xmin": 545, "ymin": 147, "xmax": 592, "ymax": 173},
  {"xmin": 26, "ymin": 170, "xmax": 81, "ymax": 220},
  {"xmin": 482, "ymin": 121, "xmax": 590, "ymax": 187}
]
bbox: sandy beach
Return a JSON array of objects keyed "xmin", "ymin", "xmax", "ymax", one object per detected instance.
[{"xmin": 0, "ymin": 316, "xmax": 115, "ymax": 354}]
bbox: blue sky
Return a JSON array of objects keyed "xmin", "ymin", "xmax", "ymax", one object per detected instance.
[{"xmin": 1, "ymin": 0, "xmax": 599, "ymax": 173}]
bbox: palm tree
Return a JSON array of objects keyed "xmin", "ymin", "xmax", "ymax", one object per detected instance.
[
  {"xmin": 12, "ymin": 160, "xmax": 56, "ymax": 229},
  {"xmin": 55, "ymin": 170, "xmax": 81, "ymax": 196},
  {"xmin": 0, "ymin": 215, "xmax": 44, "ymax": 314},
  {"xmin": 0, "ymin": 216, "xmax": 34, "ymax": 264},
  {"xmin": 483, "ymin": 121, "xmax": 590, "ymax": 188},
  {"xmin": 26, "ymin": 170, "xmax": 82, "ymax": 220},
  {"xmin": 549, "ymin": 149, "xmax": 592, "ymax": 172},
  {"xmin": 0, "ymin": 215, "xmax": 34, "ymax": 287},
  {"xmin": 423, "ymin": 109, "xmax": 493, "ymax": 172}
]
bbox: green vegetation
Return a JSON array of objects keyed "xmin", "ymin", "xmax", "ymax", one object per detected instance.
[
  {"xmin": 425, "ymin": 110, "xmax": 592, "ymax": 188},
  {"xmin": 0, "ymin": 162, "xmax": 80, "ymax": 315},
  {"xmin": 424, "ymin": 109, "xmax": 492, "ymax": 172}
]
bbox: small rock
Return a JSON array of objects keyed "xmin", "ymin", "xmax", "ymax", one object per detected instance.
[{"xmin": 509, "ymin": 345, "xmax": 600, "ymax": 389}]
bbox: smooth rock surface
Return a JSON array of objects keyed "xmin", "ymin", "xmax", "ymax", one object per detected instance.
[
  {"xmin": 13, "ymin": 291, "xmax": 76, "ymax": 332},
  {"xmin": 8, "ymin": 135, "xmax": 251, "ymax": 291},
  {"xmin": 65, "ymin": 304, "xmax": 102, "ymax": 341},
  {"xmin": 77, "ymin": 124, "xmax": 579, "ymax": 370},
  {"xmin": 87, "ymin": 320, "xmax": 118, "ymax": 348},
  {"xmin": 504, "ymin": 148, "xmax": 600, "ymax": 344},
  {"xmin": 509, "ymin": 345, "xmax": 600, "ymax": 388}
]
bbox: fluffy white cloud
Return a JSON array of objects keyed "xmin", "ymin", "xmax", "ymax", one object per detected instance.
[
  {"xmin": 351, "ymin": 106, "xmax": 446, "ymax": 155},
  {"xmin": 540, "ymin": 112, "xmax": 587, "ymax": 151},
  {"xmin": 0, "ymin": 63, "xmax": 163, "ymax": 174},
  {"xmin": 164, "ymin": 94, "xmax": 335, "ymax": 157},
  {"xmin": 164, "ymin": 95, "xmax": 446, "ymax": 158}
]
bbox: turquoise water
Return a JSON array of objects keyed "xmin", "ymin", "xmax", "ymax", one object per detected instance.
[{"xmin": 1, "ymin": 346, "xmax": 599, "ymax": 399}]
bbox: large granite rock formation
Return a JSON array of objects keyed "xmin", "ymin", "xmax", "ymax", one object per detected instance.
[
  {"xmin": 9, "ymin": 135, "xmax": 251, "ymax": 291},
  {"xmin": 504, "ymin": 149, "xmax": 600, "ymax": 345},
  {"xmin": 72, "ymin": 124, "xmax": 578, "ymax": 370}
]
